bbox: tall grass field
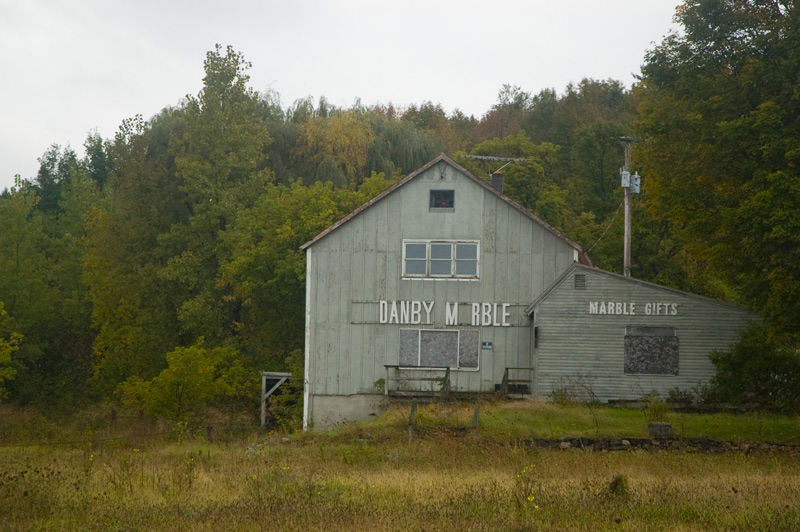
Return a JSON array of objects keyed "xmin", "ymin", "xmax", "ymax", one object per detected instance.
[{"xmin": 1, "ymin": 401, "xmax": 798, "ymax": 531}]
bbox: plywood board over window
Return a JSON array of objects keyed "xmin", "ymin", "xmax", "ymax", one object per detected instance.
[
  {"xmin": 399, "ymin": 329, "xmax": 480, "ymax": 370},
  {"xmin": 624, "ymin": 326, "xmax": 679, "ymax": 375}
]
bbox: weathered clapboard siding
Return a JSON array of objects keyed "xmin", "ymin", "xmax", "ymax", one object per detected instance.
[
  {"xmin": 529, "ymin": 265, "xmax": 754, "ymax": 401},
  {"xmin": 302, "ymin": 156, "xmax": 584, "ymax": 426}
]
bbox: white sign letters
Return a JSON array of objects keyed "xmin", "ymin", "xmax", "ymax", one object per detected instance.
[
  {"xmin": 588, "ymin": 301, "xmax": 679, "ymax": 316},
  {"xmin": 379, "ymin": 300, "xmax": 511, "ymax": 326}
]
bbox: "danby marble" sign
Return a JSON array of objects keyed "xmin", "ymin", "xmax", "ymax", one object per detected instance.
[{"xmin": 378, "ymin": 300, "xmax": 512, "ymax": 327}]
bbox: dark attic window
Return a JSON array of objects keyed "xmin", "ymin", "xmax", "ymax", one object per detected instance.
[
  {"xmin": 574, "ymin": 274, "xmax": 586, "ymax": 290},
  {"xmin": 430, "ymin": 190, "xmax": 454, "ymax": 211}
]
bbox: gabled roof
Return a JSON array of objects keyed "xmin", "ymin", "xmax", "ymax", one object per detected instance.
[
  {"xmin": 525, "ymin": 263, "xmax": 753, "ymax": 316},
  {"xmin": 300, "ymin": 153, "xmax": 591, "ymax": 264}
]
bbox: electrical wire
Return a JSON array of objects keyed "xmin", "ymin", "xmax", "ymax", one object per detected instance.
[{"xmin": 587, "ymin": 201, "xmax": 624, "ymax": 253}]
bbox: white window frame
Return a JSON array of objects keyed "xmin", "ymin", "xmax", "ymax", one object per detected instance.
[{"xmin": 402, "ymin": 239, "xmax": 480, "ymax": 279}]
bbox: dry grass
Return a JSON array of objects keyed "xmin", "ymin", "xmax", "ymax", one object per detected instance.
[
  {"xmin": 2, "ymin": 429, "xmax": 799, "ymax": 531},
  {"xmin": 1, "ymin": 401, "xmax": 799, "ymax": 531}
]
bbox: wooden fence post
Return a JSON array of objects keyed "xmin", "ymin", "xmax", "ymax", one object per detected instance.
[{"xmin": 408, "ymin": 399, "xmax": 418, "ymax": 444}]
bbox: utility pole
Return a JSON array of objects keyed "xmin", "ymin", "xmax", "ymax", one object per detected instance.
[{"xmin": 616, "ymin": 137, "xmax": 641, "ymax": 278}]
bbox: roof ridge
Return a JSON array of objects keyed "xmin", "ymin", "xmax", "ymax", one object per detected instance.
[{"xmin": 300, "ymin": 155, "xmax": 589, "ymax": 260}]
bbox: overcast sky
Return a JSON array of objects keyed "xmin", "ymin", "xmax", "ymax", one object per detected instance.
[{"xmin": 0, "ymin": 0, "xmax": 681, "ymax": 192}]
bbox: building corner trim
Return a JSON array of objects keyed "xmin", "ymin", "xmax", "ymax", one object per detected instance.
[{"xmin": 302, "ymin": 248, "xmax": 312, "ymax": 430}]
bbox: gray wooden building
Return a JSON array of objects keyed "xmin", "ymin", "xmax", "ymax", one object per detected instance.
[
  {"xmin": 527, "ymin": 264, "xmax": 753, "ymax": 402},
  {"xmin": 300, "ymin": 155, "xmax": 752, "ymax": 429}
]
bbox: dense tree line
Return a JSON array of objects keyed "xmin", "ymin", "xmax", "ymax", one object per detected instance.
[
  {"xmin": 637, "ymin": 0, "xmax": 800, "ymax": 408},
  {"xmin": 1, "ymin": 2, "xmax": 799, "ymax": 417}
]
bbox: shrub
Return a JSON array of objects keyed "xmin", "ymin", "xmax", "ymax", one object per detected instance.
[
  {"xmin": 266, "ymin": 349, "xmax": 304, "ymax": 432},
  {"xmin": 709, "ymin": 323, "xmax": 800, "ymax": 412},
  {"xmin": 608, "ymin": 474, "xmax": 630, "ymax": 498},
  {"xmin": 118, "ymin": 339, "xmax": 252, "ymax": 421},
  {"xmin": 0, "ymin": 303, "xmax": 20, "ymax": 400},
  {"xmin": 667, "ymin": 387, "xmax": 695, "ymax": 405},
  {"xmin": 644, "ymin": 391, "xmax": 668, "ymax": 423}
]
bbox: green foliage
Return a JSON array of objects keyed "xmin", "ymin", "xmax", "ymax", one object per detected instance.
[
  {"xmin": 608, "ymin": 474, "xmax": 630, "ymax": 498},
  {"xmin": 219, "ymin": 174, "xmax": 395, "ymax": 366},
  {"xmin": 118, "ymin": 340, "xmax": 251, "ymax": 421},
  {"xmin": 461, "ymin": 133, "xmax": 572, "ymax": 231},
  {"xmin": 0, "ymin": 303, "xmax": 21, "ymax": 400},
  {"xmin": 637, "ymin": 0, "xmax": 800, "ymax": 340},
  {"xmin": 709, "ymin": 323, "xmax": 800, "ymax": 411},
  {"xmin": 265, "ymin": 349, "xmax": 305, "ymax": 431},
  {"xmin": 34, "ymin": 144, "xmax": 79, "ymax": 213},
  {"xmin": 644, "ymin": 391, "xmax": 668, "ymax": 423},
  {"xmin": 0, "ymin": 174, "xmax": 96, "ymax": 407},
  {"xmin": 84, "ymin": 111, "xmax": 186, "ymax": 398},
  {"xmin": 162, "ymin": 44, "xmax": 273, "ymax": 346},
  {"xmin": 294, "ymin": 109, "xmax": 375, "ymax": 186},
  {"xmin": 11, "ymin": 30, "xmax": 800, "ymax": 423},
  {"xmin": 667, "ymin": 386, "xmax": 696, "ymax": 405},
  {"xmin": 569, "ymin": 120, "xmax": 625, "ymax": 218}
]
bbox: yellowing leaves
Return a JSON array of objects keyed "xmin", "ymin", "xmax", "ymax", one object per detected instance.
[{"xmin": 295, "ymin": 111, "xmax": 375, "ymax": 186}]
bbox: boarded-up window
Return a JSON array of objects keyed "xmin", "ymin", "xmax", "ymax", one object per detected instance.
[
  {"xmin": 399, "ymin": 329, "xmax": 479, "ymax": 369},
  {"xmin": 421, "ymin": 330, "xmax": 458, "ymax": 366},
  {"xmin": 624, "ymin": 326, "xmax": 678, "ymax": 375},
  {"xmin": 399, "ymin": 329, "xmax": 419, "ymax": 366}
]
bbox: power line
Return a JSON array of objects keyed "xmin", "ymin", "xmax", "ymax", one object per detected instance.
[
  {"xmin": 458, "ymin": 154, "xmax": 536, "ymax": 173},
  {"xmin": 458, "ymin": 155, "xmax": 533, "ymax": 162},
  {"xmin": 587, "ymin": 201, "xmax": 624, "ymax": 253}
]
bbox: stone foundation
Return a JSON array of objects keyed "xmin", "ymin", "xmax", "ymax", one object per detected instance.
[{"xmin": 308, "ymin": 393, "xmax": 389, "ymax": 430}]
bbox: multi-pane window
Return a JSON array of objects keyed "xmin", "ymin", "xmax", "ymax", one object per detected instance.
[{"xmin": 403, "ymin": 240, "xmax": 479, "ymax": 278}]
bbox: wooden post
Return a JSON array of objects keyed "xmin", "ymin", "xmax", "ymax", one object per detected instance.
[
  {"xmin": 408, "ymin": 399, "xmax": 417, "ymax": 444},
  {"xmin": 260, "ymin": 373, "xmax": 266, "ymax": 429},
  {"xmin": 472, "ymin": 399, "xmax": 480, "ymax": 429}
]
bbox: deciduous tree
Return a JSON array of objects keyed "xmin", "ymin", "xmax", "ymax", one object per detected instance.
[{"xmin": 637, "ymin": 0, "xmax": 800, "ymax": 341}]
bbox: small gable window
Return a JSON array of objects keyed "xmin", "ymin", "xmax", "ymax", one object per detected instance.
[{"xmin": 430, "ymin": 190, "xmax": 454, "ymax": 211}]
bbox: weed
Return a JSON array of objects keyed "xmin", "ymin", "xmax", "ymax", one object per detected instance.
[
  {"xmin": 645, "ymin": 391, "xmax": 669, "ymax": 423},
  {"xmin": 667, "ymin": 386, "xmax": 695, "ymax": 405},
  {"xmin": 608, "ymin": 474, "xmax": 630, "ymax": 498},
  {"xmin": 513, "ymin": 463, "xmax": 541, "ymax": 512}
]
